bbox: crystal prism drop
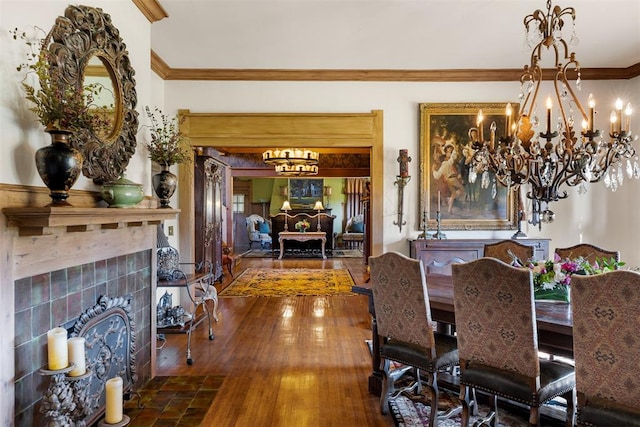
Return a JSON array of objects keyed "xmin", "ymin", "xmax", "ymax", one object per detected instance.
[
  {"xmin": 491, "ymin": 183, "xmax": 497, "ymax": 199},
  {"xmin": 634, "ymin": 161, "xmax": 640, "ymax": 179},
  {"xmin": 469, "ymin": 169, "xmax": 477, "ymax": 184},
  {"xmin": 627, "ymin": 160, "xmax": 634, "ymax": 178},
  {"xmin": 617, "ymin": 165, "xmax": 624, "ymax": 185},
  {"xmin": 604, "ymin": 172, "xmax": 611, "ymax": 188},
  {"xmin": 578, "ymin": 182, "xmax": 587, "ymax": 195},
  {"xmin": 576, "ymin": 77, "xmax": 581, "ymax": 91}
]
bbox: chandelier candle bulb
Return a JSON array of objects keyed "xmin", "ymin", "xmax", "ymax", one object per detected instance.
[
  {"xmin": 67, "ymin": 337, "xmax": 86, "ymax": 377},
  {"xmin": 47, "ymin": 327, "xmax": 68, "ymax": 370},
  {"xmin": 105, "ymin": 376, "xmax": 124, "ymax": 424},
  {"xmin": 611, "ymin": 111, "xmax": 618, "ymax": 134},
  {"xmin": 506, "ymin": 103, "xmax": 513, "ymax": 137},
  {"xmin": 625, "ymin": 103, "xmax": 632, "ymax": 132},
  {"xmin": 588, "ymin": 94, "xmax": 595, "ymax": 132},
  {"xmin": 546, "ymin": 96, "xmax": 553, "ymax": 134},
  {"xmin": 616, "ymin": 98, "xmax": 624, "ymax": 133},
  {"xmin": 477, "ymin": 110, "xmax": 484, "ymax": 142}
]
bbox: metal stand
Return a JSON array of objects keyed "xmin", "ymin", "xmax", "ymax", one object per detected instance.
[
  {"xmin": 433, "ymin": 210, "xmax": 447, "ymax": 239},
  {"xmin": 416, "ymin": 209, "xmax": 434, "ymax": 239},
  {"xmin": 98, "ymin": 414, "xmax": 131, "ymax": 426},
  {"xmin": 511, "ymin": 210, "xmax": 527, "ymax": 239},
  {"xmin": 39, "ymin": 364, "xmax": 93, "ymax": 426}
]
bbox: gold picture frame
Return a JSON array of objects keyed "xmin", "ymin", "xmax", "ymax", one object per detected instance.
[{"xmin": 419, "ymin": 102, "xmax": 518, "ymax": 231}]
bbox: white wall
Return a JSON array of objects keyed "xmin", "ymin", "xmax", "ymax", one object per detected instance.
[
  {"xmin": 0, "ymin": 0, "xmax": 153, "ymax": 195},
  {"xmin": 163, "ymin": 78, "xmax": 640, "ymax": 265}
]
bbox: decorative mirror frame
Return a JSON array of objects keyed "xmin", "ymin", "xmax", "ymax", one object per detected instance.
[{"xmin": 48, "ymin": 5, "xmax": 138, "ymax": 184}]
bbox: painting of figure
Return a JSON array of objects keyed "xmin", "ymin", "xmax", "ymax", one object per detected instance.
[{"xmin": 419, "ymin": 102, "xmax": 518, "ymax": 231}]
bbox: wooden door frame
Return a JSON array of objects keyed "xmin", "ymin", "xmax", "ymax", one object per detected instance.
[{"xmin": 178, "ymin": 110, "xmax": 383, "ymax": 262}]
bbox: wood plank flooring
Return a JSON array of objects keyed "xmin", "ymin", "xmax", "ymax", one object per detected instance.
[{"xmin": 156, "ymin": 256, "xmax": 394, "ymax": 426}]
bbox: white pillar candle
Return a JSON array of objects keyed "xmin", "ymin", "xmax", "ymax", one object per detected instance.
[
  {"xmin": 105, "ymin": 376, "xmax": 123, "ymax": 424},
  {"xmin": 67, "ymin": 337, "xmax": 86, "ymax": 377},
  {"xmin": 47, "ymin": 327, "xmax": 68, "ymax": 370}
]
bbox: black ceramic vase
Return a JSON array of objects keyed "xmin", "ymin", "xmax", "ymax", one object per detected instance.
[
  {"xmin": 35, "ymin": 129, "xmax": 84, "ymax": 206},
  {"xmin": 152, "ymin": 164, "xmax": 177, "ymax": 208}
]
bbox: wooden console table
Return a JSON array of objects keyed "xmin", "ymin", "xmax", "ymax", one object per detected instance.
[{"xmin": 278, "ymin": 231, "xmax": 327, "ymax": 259}]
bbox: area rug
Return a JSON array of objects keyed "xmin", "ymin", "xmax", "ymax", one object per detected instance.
[
  {"xmin": 123, "ymin": 375, "xmax": 225, "ymax": 426},
  {"xmin": 389, "ymin": 385, "xmax": 568, "ymax": 427},
  {"xmin": 219, "ymin": 268, "xmax": 355, "ymax": 297}
]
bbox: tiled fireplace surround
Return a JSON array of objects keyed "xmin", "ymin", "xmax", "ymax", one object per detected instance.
[
  {"xmin": 0, "ymin": 193, "xmax": 177, "ymax": 426},
  {"xmin": 14, "ymin": 250, "xmax": 152, "ymax": 426}
]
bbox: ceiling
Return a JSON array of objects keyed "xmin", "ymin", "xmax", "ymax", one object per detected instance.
[{"xmin": 150, "ymin": 0, "xmax": 640, "ymax": 71}]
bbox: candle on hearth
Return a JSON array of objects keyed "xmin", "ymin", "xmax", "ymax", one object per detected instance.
[
  {"xmin": 105, "ymin": 376, "xmax": 123, "ymax": 424},
  {"xmin": 67, "ymin": 337, "xmax": 86, "ymax": 377},
  {"xmin": 47, "ymin": 327, "xmax": 68, "ymax": 370}
]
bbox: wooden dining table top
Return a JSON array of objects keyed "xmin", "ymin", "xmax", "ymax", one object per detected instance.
[{"xmin": 353, "ymin": 273, "xmax": 574, "ymax": 358}]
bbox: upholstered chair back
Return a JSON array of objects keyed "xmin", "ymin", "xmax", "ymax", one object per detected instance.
[
  {"xmin": 572, "ymin": 270, "xmax": 640, "ymax": 411},
  {"xmin": 483, "ymin": 240, "xmax": 534, "ymax": 265},
  {"xmin": 369, "ymin": 252, "xmax": 436, "ymax": 356},
  {"xmin": 554, "ymin": 243, "xmax": 620, "ymax": 264},
  {"xmin": 452, "ymin": 258, "xmax": 540, "ymax": 379}
]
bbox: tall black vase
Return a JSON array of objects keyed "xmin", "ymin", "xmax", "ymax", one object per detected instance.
[
  {"xmin": 152, "ymin": 164, "xmax": 177, "ymax": 208},
  {"xmin": 35, "ymin": 129, "xmax": 83, "ymax": 206}
]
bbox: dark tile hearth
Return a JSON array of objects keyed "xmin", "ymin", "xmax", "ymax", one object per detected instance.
[{"xmin": 125, "ymin": 375, "xmax": 225, "ymax": 427}]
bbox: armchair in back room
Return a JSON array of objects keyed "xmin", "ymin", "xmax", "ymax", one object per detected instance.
[{"xmin": 245, "ymin": 214, "xmax": 272, "ymax": 249}]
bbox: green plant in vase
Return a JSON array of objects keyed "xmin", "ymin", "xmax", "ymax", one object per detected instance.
[
  {"xmin": 11, "ymin": 27, "xmax": 110, "ymax": 206},
  {"xmin": 142, "ymin": 106, "xmax": 192, "ymax": 208}
]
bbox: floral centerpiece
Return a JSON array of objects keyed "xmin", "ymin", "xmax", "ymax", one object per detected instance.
[
  {"xmin": 142, "ymin": 106, "xmax": 191, "ymax": 167},
  {"xmin": 527, "ymin": 254, "xmax": 624, "ymax": 302},
  {"xmin": 295, "ymin": 219, "xmax": 311, "ymax": 232}
]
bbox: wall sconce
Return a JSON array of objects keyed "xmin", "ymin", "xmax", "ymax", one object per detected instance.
[{"xmin": 394, "ymin": 149, "xmax": 411, "ymax": 232}]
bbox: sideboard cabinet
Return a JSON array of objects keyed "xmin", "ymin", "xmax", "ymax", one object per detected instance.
[{"xmin": 409, "ymin": 238, "xmax": 550, "ymax": 277}]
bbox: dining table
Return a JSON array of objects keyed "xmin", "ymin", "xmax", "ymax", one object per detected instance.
[{"xmin": 352, "ymin": 274, "xmax": 573, "ymax": 396}]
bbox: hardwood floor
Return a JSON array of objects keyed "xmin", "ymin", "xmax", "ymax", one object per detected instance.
[{"xmin": 156, "ymin": 256, "xmax": 394, "ymax": 426}]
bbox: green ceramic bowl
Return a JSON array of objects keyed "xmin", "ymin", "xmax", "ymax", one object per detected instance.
[{"xmin": 101, "ymin": 175, "xmax": 144, "ymax": 208}]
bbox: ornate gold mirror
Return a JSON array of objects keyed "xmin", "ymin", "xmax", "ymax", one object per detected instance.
[{"xmin": 48, "ymin": 5, "xmax": 138, "ymax": 184}]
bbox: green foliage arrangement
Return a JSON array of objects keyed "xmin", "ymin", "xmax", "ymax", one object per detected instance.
[
  {"xmin": 11, "ymin": 27, "xmax": 109, "ymax": 133},
  {"xmin": 142, "ymin": 106, "xmax": 192, "ymax": 166}
]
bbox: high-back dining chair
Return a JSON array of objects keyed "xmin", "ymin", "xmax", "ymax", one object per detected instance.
[
  {"xmin": 451, "ymin": 258, "xmax": 576, "ymax": 427},
  {"xmin": 571, "ymin": 271, "xmax": 640, "ymax": 427},
  {"xmin": 483, "ymin": 239, "xmax": 534, "ymax": 265},
  {"xmin": 369, "ymin": 252, "xmax": 459, "ymax": 427},
  {"xmin": 554, "ymin": 243, "xmax": 620, "ymax": 265}
]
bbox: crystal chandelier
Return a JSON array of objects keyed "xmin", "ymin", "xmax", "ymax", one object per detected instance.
[
  {"xmin": 262, "ymin": 148, "xmax": 319, "ymax": 176},
  {"xmin": 471, "ymin": 0, "xmax": 637, "ymax": 223}
]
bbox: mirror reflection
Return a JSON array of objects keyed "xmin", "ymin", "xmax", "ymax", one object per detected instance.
[{"xmin": 83, "ymin": 55, "xmax": 119, "ymax": 143}]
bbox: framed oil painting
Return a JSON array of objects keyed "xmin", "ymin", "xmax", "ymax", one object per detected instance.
[
  {"xmin": 289, "ymin": 178, "xmax": 324, "ymax": 207},
  {"xmin": 419, "ymin": 102, "xmax": 518, "ymax": 231}
]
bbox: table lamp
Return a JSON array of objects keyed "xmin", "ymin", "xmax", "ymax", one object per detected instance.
[
  {"xmin": 281, "ymin": 200, "xmax": 291, "ymax": 231},
  {"xmin": 313, "ymin": 200, "xmax": 324, "ymax": 231}
]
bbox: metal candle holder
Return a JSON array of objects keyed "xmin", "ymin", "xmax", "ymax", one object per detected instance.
[
  {"xmin": 416, "ymin": 209, "xmax": 434, "ymax": 239},
  {"xmin": 39, "ymin": 364, "xmax": 94, "ymax": 426},
  {"xmin": 433, "ymin": 210, "xmax": 447, "ymax": 239}
]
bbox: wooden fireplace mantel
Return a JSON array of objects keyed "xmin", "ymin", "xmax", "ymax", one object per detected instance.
[{"xmin": 3, "ymin": 207, "xmax": 180, "ymax": 236}]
